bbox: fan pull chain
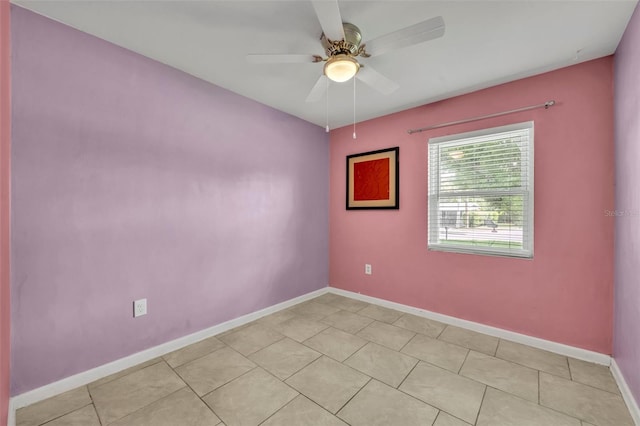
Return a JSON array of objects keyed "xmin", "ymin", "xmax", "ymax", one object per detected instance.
[
  {"xmin": 325, "ymin": 77, "xmax": 330, "ymax": 133},
  {"xmin": 353, "ymin": 76, "xmax": 357, "ymax": 139}
]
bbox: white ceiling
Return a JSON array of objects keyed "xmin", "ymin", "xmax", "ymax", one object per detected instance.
[{"xmin": 13, "ymin": 0, "xmax": 638, "ymax": 129}]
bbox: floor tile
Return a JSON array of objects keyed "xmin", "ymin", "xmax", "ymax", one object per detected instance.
[
  {"xmin": 496, "ymin": 340, "xmax": 570, "ymax": 379},
  {"xmin": 40, "ymin": 404, "xmax": 100, "ymax": 426},
  {"xmin": 310, "ymin": 293, "xmax": 341, "ymax": 303},
  {"xmin": 327, "ymin": 296, "xmax": 370, "ymax": 313},
  {"xmin": 286, "ymin": 356, "xmax": 369, "ymax": 414},
  {"xmin": 110, "ymin": 387, "xmax": 220, "ymax": 426},
  {"xmin": 203, "ymin": 368, "xmax": 298, "ymax": 426},
  {"xmin": 91, "ymin": 362, "xmax": 185, "ymax": 425},
  {"xmin": 310, "ymin": 293, "xmax": 344, "ymax": 305},
  {"xmin": 399, "ymin": 362, "xmax": 485, "ymax": 424},
  {"xmin": 344, "ymin": 342, "xmax": 418, "ymax": 388},
  {"xmin": 175, "ymin": 346, "xmax": 256, "ymax": 396},
  {"xmin": 568, "ymin": 358, "xmax": 620, "ymax": 394},
  {"xmin": 321, "ymin": 310, "xmax": 374, "ymax": 334},
  {"xmin": 249, "ymin": 338, "xmax": 321, "ymax": 380},
  {"xmin": 218, "ymin": 323, "xmax": 284, "ymax": 355},
  {"xmin": 215, "ymin": 322, "xmax": 254, "ymax": 339},
  {"xmin": 303, "ymin": 327, "xmax": 368, "ymax": 362},
  {"xmin": 257, "ymin": 310, "xmax": 299, "ymax": 328},
  {"xmin": 477, "ymin": 387, "xmax": 580, "ymax": 426},
  {"xmin": 401, "ymin": 334, "xmax": 468, "ymax": 372},
  {"xmin": 539, "ymin": 372, "xmax": 634, "ymax": 426},
  {"xmin": 290, "ymin": 301, "xmax": 341, "ymax": 321},
  {"xmin": 163, "ymin": 336, "xmax": 226, "ymax": 368},
  {"xmin": 261, "ymin": 395, "xmax": 348, "ymax": 426},
  {"xmin": 337, "ymin": 380, "xmax": 438, "ymax": 426},
  {"xmin": 357, "ymin": 305, "xmax": 404, "ymax": 324},
  {"xmin": 433, "ymin": 412, "xmax": 472, "ymax": 426},
  {"xmin": 356, "ymin": 321, "xmax": 415, "ymax": 350},
  {"xmin": 438, "ymin": 326, "xmax": 499, "ymax": 356},
  {"xmin": 17, "ymin": 386, "xmax": 91, "ymax": 426},
  {"xmin": 88, "ymin": 358, "xmax": 163, "ymax": 391},
  {"xmin": 29, "ymin": 296, "xmax": 638, "ymax": 426},
  {"xmin": 393, "ymin": 313, "xmax": 446, "ymax": 338},
  {"xmin": 459, "ymin": 350, "xmax": 539, "ymax": 402},
  {"xmin": 272, "ymin": 316, "xmax": 329, "ymax": 342}
]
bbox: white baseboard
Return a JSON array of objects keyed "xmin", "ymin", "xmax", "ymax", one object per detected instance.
[
  {"xmin": 7, "ymin": 287, "xmax": 327, "ymax": 424},
  {"xmin": 7, "ymin": 399, "xmax": 15, "ymax": 426},
  {"xmin": 611, "ymin": 359, "xmax": 640, "ymax": 425},
  {"xmin": 328, "ymin": 288, "xmax": 612, "ymax": 365}
]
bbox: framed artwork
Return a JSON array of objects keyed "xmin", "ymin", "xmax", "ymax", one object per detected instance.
[{"xmin": 346, "ymin": 147, "xmax": 399, "ymax": 210}]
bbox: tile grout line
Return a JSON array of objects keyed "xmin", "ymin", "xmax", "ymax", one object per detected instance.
[
  {"xmin": 436, "ymin": 324, "xmax": 451, "ymax": 342},
  {"xmin": 84, "ymin": 384, "xmax": 103, "ymax": 426},
  {"xmin": 457, "ymin": 348, "xmax": 472, "ymax": 374},
  {"xmin": 396, "ymin": 359, "xmax": 421, "ymax": 390},
  {"xmin": 87, "ymin": 358, "xmax": 165, "ymax": 393},
  {"xmin": 485, "ymin": 383, "xmax": 597, "ymax": 426},
  {"xmin": 301, "ymin": 327, "xmax": 368, "ymax": 364},
  {"xmin": 541, "ymin": 368, "xmax": 628, "ymax": 397},
  {"xmin": 538, "ymin": 370, "xmax": 541, "ymax": 405},
  {"xmin": 398, "ymin": 333, "xmax": 420, "ymax": 357},
  {"xmin": 484, "ymin": 382, "xmax": 599, "ymax": 426},
  {"xmin": 434, "ymin": 323, "xmax": 447, "ymax": 339},
  {"xmin": 432, "ymin": 410, "xmax": 443, "ymax": 425},
  {"xmin": 107, "ymin": 385, "xmax": 190, "ymax": 426},
  {"xmin": 165, "ymin": 350, "xmax": 223, "ymax": 417},
  {"xmin": 397, "ymin": 331, "xmax": 417, "ymax": 353},
  {"xmin": 254, "ymin": 395, "xmax": 308, "ymax": 426},
  {"xmin": 491, "ymin": 350, "xmax": 573, "ymax": 381},
  {"xmin": 165, "ymin": 339, "xmax": 231, "ymax": 371},
  {"xmin": 334, "ymin": 377, "xmax": 373, "ymax": 417},
  {"xmin": 473, "ymin": 385, "xmax": 488, "ymax": 425},
  {"xmin": 30, "ymin": 402, "xmax": 95, "ymax": 426},
  {"xmin": 92, "ymin": 404, "xmax": 103, "ymax": 426},
  {"xmin": 490, "ymin": 339, "xmax": 498, "ymax": 356},
  {"xmin": 198, "ymin": 364, "xmax": 259, "ymax": 401}
]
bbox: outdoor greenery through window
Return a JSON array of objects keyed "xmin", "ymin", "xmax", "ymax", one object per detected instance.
[{"xmin": 428, "ymin": 122, "xmax": 533, "ymax": 258}]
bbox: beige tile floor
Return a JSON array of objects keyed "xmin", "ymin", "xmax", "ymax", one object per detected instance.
[{"xmin": 16, "ymin": 293, "xmax": 635, "ymax": 426}]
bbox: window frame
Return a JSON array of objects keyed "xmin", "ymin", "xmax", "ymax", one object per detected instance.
[{"xmin": 427, "ymin": 121, "xmax": 534, "ymax": 258}]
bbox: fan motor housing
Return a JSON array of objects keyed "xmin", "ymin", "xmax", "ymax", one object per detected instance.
[{"xmin": 321, "ymin": 23, "xmax": 362, "ymax": 56}]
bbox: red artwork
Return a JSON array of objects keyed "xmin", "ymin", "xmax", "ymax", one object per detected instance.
[{"xmin": 353, "ymin": 158, "xmax": 390, "ymax": 201}]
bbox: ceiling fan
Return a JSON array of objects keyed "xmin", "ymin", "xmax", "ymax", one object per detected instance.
[{"xmin": 246, "ymin": 0, "xmax": 445, "ymax": 103}]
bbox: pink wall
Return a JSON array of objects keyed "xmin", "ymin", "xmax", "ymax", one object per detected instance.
[
  {"xmin": 614, "ymin": 1, "xmax": 640, "ymax": 406},
  {"xmin": 330, "ymin": 58, "xmax": 615, "ymax": 353},
  {"xmin": 0, "ymin": 1, "xmax": 10, "ymax": 423}
]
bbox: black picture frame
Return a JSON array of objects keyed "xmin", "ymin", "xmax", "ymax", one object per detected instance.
[{"xmin": 346, "ymin": 147, "xmax": 399, "ymax": 210}]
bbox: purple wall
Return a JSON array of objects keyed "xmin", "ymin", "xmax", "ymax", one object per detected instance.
[
  {"xmin": 614, "ymin": 2, "xmax": 640, "ymax": 408},
  {"xmin": 1, "ymin": 2, "xmax": 11, "ymax": 423},
  {"xmin": 10, "ymin": 6, "xmax": 328, "ymax": 394}
]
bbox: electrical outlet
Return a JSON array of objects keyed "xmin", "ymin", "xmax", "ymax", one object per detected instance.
[
  {"xmin": 365, "ymin": 264, "xmax": 372, "ymax": 275},
  {"xmin": 133, "ymin": 298, "xmax": 147, "ymax": 317}
]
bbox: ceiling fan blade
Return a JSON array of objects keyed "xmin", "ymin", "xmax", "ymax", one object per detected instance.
[
  {"xmin": 305, "ymin": 75, "xmax": 329, "ymax": 103},
  {"xmin": 246, "ymin": 54, "xmax": 321, "ymax": 64},
  {"xmin": 364, "ymin": 16, "xmax": 445, "ymax": 57},
  {"xmin": 311, "ymin": 0, "xmax": 345, "ymax": 41},
  {"xmin": 356, "ymin": 65, "xmax": 399, "ymax": 95}
]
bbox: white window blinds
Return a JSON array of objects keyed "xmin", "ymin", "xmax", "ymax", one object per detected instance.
[{"xmin": 428, "ymin": 122, "xmax": 534, "ymax": 258}]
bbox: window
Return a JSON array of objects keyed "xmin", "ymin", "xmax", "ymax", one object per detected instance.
[{"xmin": 428, "ymin": 122, "xmax": 533, "ymax": 258}]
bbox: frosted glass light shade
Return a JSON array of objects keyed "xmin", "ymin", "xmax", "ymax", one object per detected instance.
[{"xmin": 324, "ymin": 55, "xmax": 360, "ymax": 83}]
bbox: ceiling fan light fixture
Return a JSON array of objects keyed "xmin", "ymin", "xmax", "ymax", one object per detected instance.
[{"xmin": 324, "ymin": 54, "xmax": 360, "ymax": 83}]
